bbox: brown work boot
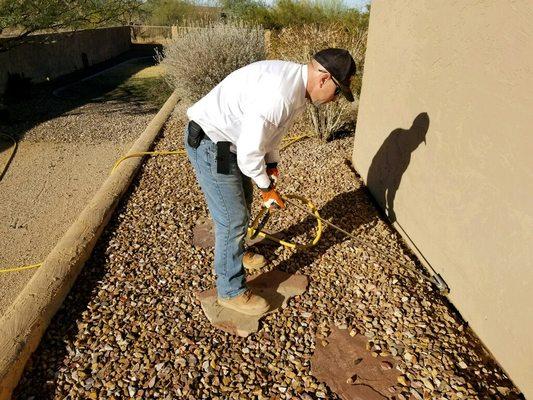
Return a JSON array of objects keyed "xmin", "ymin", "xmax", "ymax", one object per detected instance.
[
  {"xmin": 217, "ymin": 289, "xmax": 270, "ymax": 316},
  {"xmin": 242, "ymin": 251, "xmax": 266, "ymax": 271}
]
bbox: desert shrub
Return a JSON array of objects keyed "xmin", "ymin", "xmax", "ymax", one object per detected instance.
[
  {"xmin": 219, "ymin": 0, "xmax": 273, "ymax": 27},
  {"xmin": 157, "ymin": 21, "xmax": 265, "ymax": 104},
  {"xmin": 269, "ymin": 23, "xmax": 367, "ymax": 140},
  {"xmin": 219, "ymin": 0, "xmax": 369, "ymax": 32},
  {"xmin": 142, "ymin": 0, "xmax": 222, "ymax": 26},
  {"xmin": 142, "ymin": 0, "xmax": 195, "ymax": 26}
]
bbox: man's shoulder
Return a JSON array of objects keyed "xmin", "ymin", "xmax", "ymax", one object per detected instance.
[{"xmin": 238, "ymin": 59, "xmax": 302, "ymax": 76}]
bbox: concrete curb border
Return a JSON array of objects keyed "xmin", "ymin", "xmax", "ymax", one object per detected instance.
[{"xmin": 0, "ymin": 90, "xmax": 179, "ymax": 399}]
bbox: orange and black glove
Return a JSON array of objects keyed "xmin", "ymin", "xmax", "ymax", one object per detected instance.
[
  {"xmin": 261, "ymin": 185, "xmax": 285, "ymax": 209},
  {"xmin": 266, "ymin": 163, "xmax": 279, "ymax": 187}
]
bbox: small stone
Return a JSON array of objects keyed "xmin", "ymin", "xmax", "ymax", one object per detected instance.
[
  {"xmin": 497, "ymin": 387, "xmax": 511, "ymax": 396},
  {"xmin": 202, "ymin": 360, "xmax": 214, "ymax": 374},
  {"xmin": 104, "ymin": 381, "xmax": 116, "ymax": 390},
  {"xmin": 346, "ymin": 374, "xmax": 357, "ymax": 384},
  {"xmin": 404, "ymin": 352, "xmax": 415, "ymax": 363},
  {"xmin": 422, "ymin": 378, "xmax": 435, "ymax": 391},
  {"xmin": 410, "ymin": 388, "xmax": 423, "ymax": 400},
  {"xmin": 398, "ymin": 375, "xmax": 409, "ymax": 386},
  {"xmin": 380, "ymin": 361, "xmax": 392, "ymax": 370},
  {"xmin": 458, "ymin": 361, "xmax": 468, "ymax": 369},
  {"xmin": 411, "ymin": 380, "xmax": 423, "ymax": 389},
  {"xmin": 148, "ymin": 376, "xmax": 156, "ymax": 388}
]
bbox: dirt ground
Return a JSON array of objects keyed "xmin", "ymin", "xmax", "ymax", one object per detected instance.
[
  {"xmin": 0, "ymin": 56, "xmax": 170, "ymax": 317},
  {"xmin": 0, "ymin": 139, "xmax": 133, "ymax": 314}
]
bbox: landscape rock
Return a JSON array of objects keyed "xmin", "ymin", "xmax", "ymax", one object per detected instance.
[{"xmin": 196, "ymin": 270, "xmax": 308, "ymax": 337}]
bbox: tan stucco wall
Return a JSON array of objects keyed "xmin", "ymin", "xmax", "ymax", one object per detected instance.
[
  {"xmin": 0, "ymin": 27, "xmax": 131, "ymax": 94},
  {"xmin": 353, "ymin": 0, "xmax": 533, "ymax": 396}
]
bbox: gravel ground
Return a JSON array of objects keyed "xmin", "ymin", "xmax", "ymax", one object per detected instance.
[
  {"xmin": 14, "ymin": 113, "xmax": 522, "ymax": 399},
  {"xmin": 1, "ymin": 66, "xmax": 162, "ymax": 144}
]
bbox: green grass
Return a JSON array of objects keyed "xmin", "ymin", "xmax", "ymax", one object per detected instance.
[{"xmin": 57, "ymin": 58, "xmax": 173, "ymax": 108}]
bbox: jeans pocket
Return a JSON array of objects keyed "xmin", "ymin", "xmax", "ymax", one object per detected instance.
[
  {"xmin": 203, "ymin": 141, "xmax": 216, "ymax": 170},
  {"xmin": 184, "ymin": 126, "xmax": 197, "ymax": 165}
]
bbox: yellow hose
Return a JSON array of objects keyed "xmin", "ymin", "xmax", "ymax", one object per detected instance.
[
  {"xmin": 247, "ymin": 194, "xmax": 322, "ymax": 250},
  {"xmin": 2, "ymin": 133, "xmax": 311, "ymax": 273},
  {"xmin": 0, "ymin": 263, "xmax": 42, "ymax": 274},
  {"xmin": 281, "ymin": 134, "xmax": 309, "ymax": 150},
  {"xmin": 111, "ymin": 135, "xmax": 310, "ymax": 172},
  {"xmin": 111, "ymin": 149, "xmax": 186, "ymax": 172}
]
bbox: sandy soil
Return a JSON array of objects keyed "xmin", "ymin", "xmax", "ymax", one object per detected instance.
[
  {"xmin": 0, "ymin": 139, "xmax": 133, "ymax": 314},
  {"xmin": 0, "ymin": 57, "xmax": 170, "ymax": 317}
]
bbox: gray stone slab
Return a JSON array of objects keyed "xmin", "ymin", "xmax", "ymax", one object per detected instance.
[{"xmin": 196, "ymin": 270, "xmax": 308, "ymax": 337}]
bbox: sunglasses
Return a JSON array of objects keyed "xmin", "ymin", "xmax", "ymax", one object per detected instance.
[{"xmin": 318, "ymin": 69, "xmax": 341, "ymax": 97}]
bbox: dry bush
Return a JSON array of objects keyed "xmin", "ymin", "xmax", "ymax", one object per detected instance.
[
  {"xmin": 157, "ymin": 21, "xmax": 266, "ymax": 104},
  {"xmin": 270, "ymin": 23, "xmax": 367, "ymax": 140}
]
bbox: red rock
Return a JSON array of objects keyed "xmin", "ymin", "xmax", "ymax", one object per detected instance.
[{"xmin": 311, "ymin": 326, "xmax": 401, "ymax": 400}]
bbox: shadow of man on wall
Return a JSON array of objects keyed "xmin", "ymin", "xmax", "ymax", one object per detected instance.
[{"xmin": 366, "ymin": 112, "xmax": 430, "ymax": 223}]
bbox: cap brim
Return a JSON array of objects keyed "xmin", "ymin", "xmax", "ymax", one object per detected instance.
[{"xmin": 340, "ymin": 83, "xmax": 354, "ymax": 102}]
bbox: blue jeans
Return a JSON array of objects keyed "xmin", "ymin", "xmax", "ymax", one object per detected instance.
[{"xmin": 184, "ymin": 125, "xmax": 253, "ymax": 299}]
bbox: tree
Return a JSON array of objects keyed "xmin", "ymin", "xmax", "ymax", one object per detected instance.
[
  {"xmin": 0, "ymin": 0, "xmax": 143, "ymax": 50},
  {"xmin": 216, "ymin": 0, "xmax": 369, "ymax": 32},
  {"xmin": 142, "ymin": 0, "xmax": 197, "ymax": 26},
  {"xmin": 0, "ymin": 0, "xmax": 146, "ymax": 33},
  {"xmin": 218, "ymin": 0, "xmax": 272, "ymax": 26}
]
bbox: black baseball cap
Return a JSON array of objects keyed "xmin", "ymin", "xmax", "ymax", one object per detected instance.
[{"xmin": 313, "ymin": 48, "xmax": 357, "ymax": 102}]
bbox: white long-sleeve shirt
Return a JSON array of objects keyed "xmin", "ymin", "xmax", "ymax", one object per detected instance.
[{"xmin": 186, "ymin": 60, "xmax": 308, "ymax": 189}]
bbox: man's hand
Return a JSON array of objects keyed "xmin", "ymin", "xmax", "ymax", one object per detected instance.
[
  {"xmin": 266, "ymin": 165, "xmax": 279, "ymax": 186},
  {"xmin": 261, "ymin": 186, "xmax": 285, "ymax": 209}
]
